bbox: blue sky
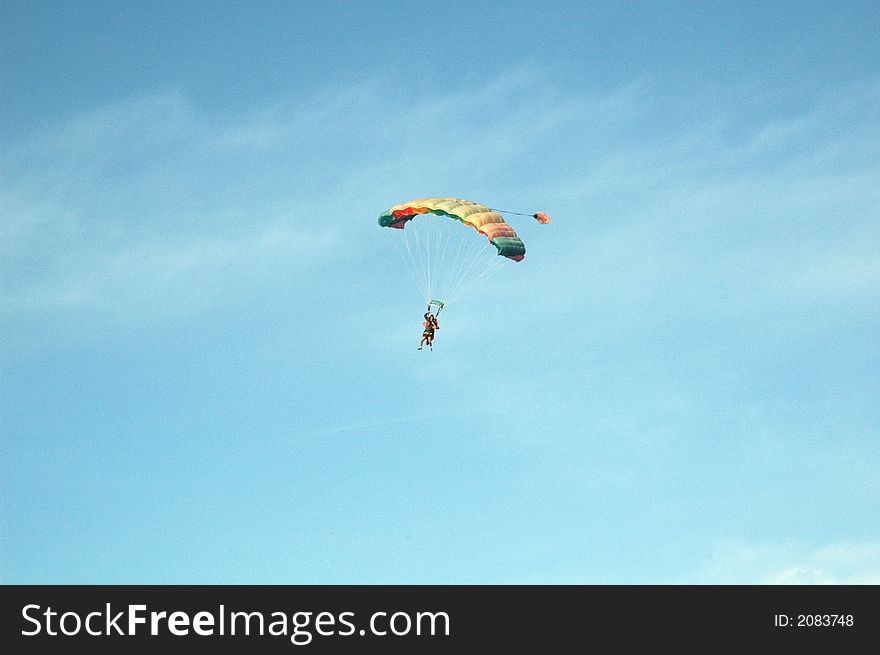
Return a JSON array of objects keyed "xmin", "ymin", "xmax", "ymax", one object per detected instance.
[{"xmin": 1, "ymin": 1, "xmax": 878, "ymax": 583}]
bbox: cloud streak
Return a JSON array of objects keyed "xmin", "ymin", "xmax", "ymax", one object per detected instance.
[
  {"xmin": 3, "ymin": 72, "xmax": 878, "ymax": 340},
  {"xmin": 693, "ymin": 540, "xmax": 880, "ymax": 584}
]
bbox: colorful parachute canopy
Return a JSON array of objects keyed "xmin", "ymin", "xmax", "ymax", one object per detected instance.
[{"xmin": 379, "ymin": 197, "xmax": 526, "ymax": 261}]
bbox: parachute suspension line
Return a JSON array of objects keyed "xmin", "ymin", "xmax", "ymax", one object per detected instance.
[
  {"xmin": 428, "ymin": 213, "xmax": 445, "ymax": 303},
  {"xmin": 401, "ymin": 224, "xmax": 418, "ymax": 297},
  {"xmin": 443, "ymin": 221, "xmax": 471, "ymax": 305},
  {"xmin": 445, "ymin": 238, "xmax": 486, "ymax": 302},
  {"xmin": 490, "ymin": 207, "xmax": 551, "ymax": 224},
  {"xmin": 441, "ymin": 225, "xmax": 504, "ymax": 305},
  {"xmin": 446, "ymin": 255, "xmax": 508, "ymax": 305},
  {"xmin": 402, "ymin": 218, "xmax": 432, "ymax": 305},
  {"xmin": 420, "ymin": 215, "xmax": 478, "ymax": 311},
  {"xmin": 388, "ymin": 230, "xmax": 419, "ymax": 298},
  {"xmin": 393, "ymin": 224, "xmax": 426, "ymax": 304},
  {"xmin": 401, "ymin": 224, "xmax": 424, "ymax": 301},
  {"xmin": 489, "ymin": 207, "xmax": 534, "ymax": 217},
  {"xmin": 382, "ymin": 198, "xmax": 547, "ymax": 318},
  {"xmin": 432, "ymin": 219, "xmax": 443, "ymax": 298},
  {"xmin": 419, "ymin": 216, "xmax": 430, "ymax": 301},
  {"xmin": 434, "ymin": 217, "xmax": 455, "ymax": 304},
  {"xmin": 397, "ymin": 216, "xmax": 461, "ymax": 307},
  {"xmin": 388, "ymin": 207, "xmax": 527, "ymax": 310},
  {"xmin": 417, "ymin": 218, "xmax": 433, "ymax": 301},
  {"xmin": 427, "ymin": 213, "xmax": 443, "ymax": 302},
  {"xmin": 430, "ymin": 214, "xmax": 444, "ymax": 302},
  {"xmin": 445, "ymin": 246, "xmax": 508, "ymax": 305},
  {"xmin": 418, "ymin": 214, "xmax": 446, "ymax": 305}
]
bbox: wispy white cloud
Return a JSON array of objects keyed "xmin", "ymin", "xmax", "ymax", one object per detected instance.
[
  {"xmin": 3, "ymin": 73, "xmax": 878, "ymax": 336},
  {"xmin": 692, "ymin": 540, "xmax": 880, "ymax": 584},
  {"xmin": 2, "ymin": 221, "xmax": 335, "ymax": 314},
  {"xmin": 1, "ymin": 92, "xmax": 349, "ymax": 321},
  {"xmin": 0, "ymin": 71, "xmax": 646, "ymax": 329},
  {"xmin": 513, "ymin": 79, "xmax": 880, "ymax": 328}
]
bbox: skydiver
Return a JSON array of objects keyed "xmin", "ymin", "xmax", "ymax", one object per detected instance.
[{"xmin": 418, "ymin": 312, "xmax": 439, "ymax": 351}]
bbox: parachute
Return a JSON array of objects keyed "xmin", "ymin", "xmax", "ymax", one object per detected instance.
[{"xmin": 379, "ymin": 197, "xmax": 549, "ymax": 311}]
